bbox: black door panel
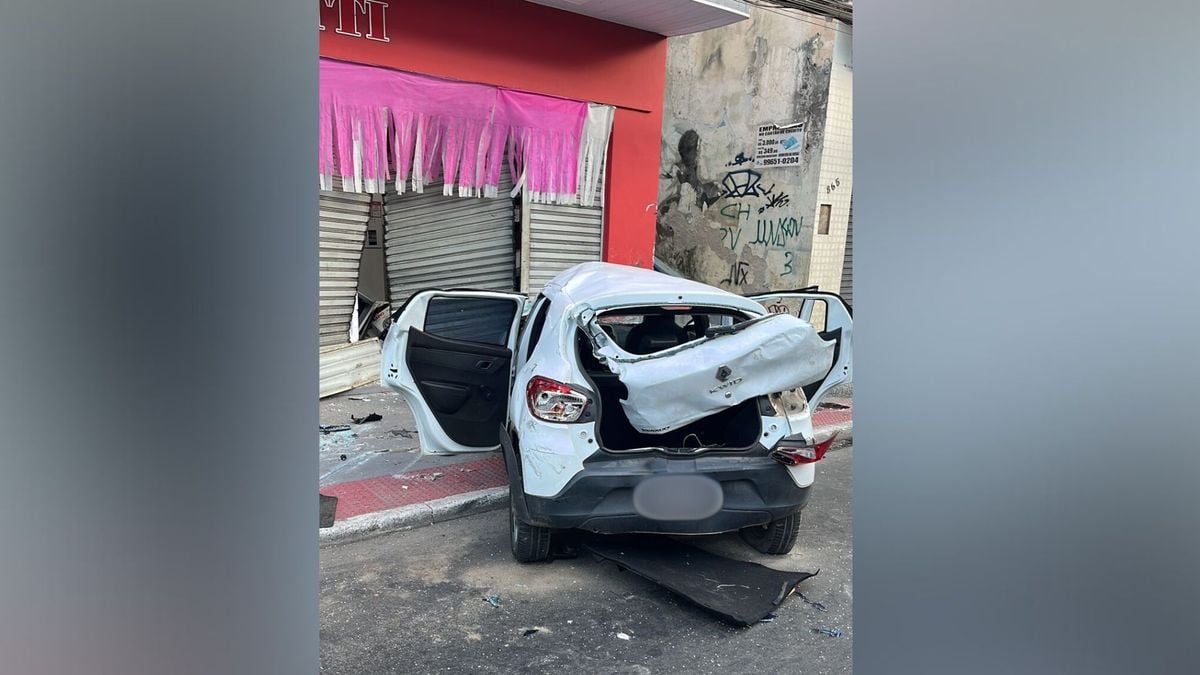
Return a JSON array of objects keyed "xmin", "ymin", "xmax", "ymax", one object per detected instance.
[
  {"xmin": 419, "ymin": 381, "xmax": 471, "ymax": 415},
  {"xmin": 406, "ymin": 327, "xmax": 513, "ymax": 447}
]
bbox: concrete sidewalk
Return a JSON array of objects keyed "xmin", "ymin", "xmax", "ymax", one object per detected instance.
[{"xmin": 319, "ymin": 384, "xmax": 852, "ymax": 542}]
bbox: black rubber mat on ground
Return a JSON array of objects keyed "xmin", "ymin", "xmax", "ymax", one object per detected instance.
[{"xmin": 584, "ymin": 536, "xmax": 817, "ymax": 626}]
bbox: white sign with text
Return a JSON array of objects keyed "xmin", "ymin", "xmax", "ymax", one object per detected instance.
[{"xmin": 755, "ymin": 122, "xmax": 805, "ymax": 168}]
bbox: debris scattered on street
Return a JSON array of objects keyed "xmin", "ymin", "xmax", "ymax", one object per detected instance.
[
  {"xmin": 522, "ymin": 628, "xmax": 539, "ymax": 637},
  {"xmin": 339, "ymin": 454, "xmax": 347, "ymax": 461},
  {"xmin": 616, "ymin": 632, "xmax": 632, "ymax": 641},
  {"xmin": 389, "ymin": 428, "xmax": 417, "ymax": 439},
  {"xmin": 796, "ymin": 592, "xmax": 827, "ymax": 612},
  {"xmin": 351, "ymin": 412, "xmax": 383, "ymax": 424},
  {"xmin": 320, "ymin": 424, "xmax": 352, "ymax": 434},
  {"xmin": 812, "ymin": 627, "xmax": 844, "ymax": 638},
  {"xmin": 347, "ymin": 396, "xmax": 366, "ymax": 401},
  {"xmin": 422, "ymin": 472, "xmax": 443, "ymax": 482},
  {"xmin": 484, "ymin": 595, "xmax": 502, "ymax": 608},
  {"xmin": 758, "ymin": 613, "xmax": 777, "ymax": 623}
]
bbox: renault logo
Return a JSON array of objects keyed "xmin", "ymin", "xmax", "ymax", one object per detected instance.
[{"xmin": 716, "ymin": 365, "xmax": 732, "ymax": 382}]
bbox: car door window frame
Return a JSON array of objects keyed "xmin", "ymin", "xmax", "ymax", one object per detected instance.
[{"xmin": 515, "ymin": 294, "xmax": 550, "ymax": 371}]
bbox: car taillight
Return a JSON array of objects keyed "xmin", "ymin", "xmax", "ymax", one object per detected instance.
[
  {"xmin": 526, "ymin": 375, "xmax": 589, "ymax": 423},
  {"xmin": 770, "ymin": 431, "xmax": 840, "ymax": 466}
]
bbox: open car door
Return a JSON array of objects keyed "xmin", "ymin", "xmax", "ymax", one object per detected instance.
[
  {"xmin": 748, "ymin": 290, "xmax": 853, "ymax": 410},
  {"xmin": 381, "ymin": 290, "xmax": 526, "ymax": 455}
]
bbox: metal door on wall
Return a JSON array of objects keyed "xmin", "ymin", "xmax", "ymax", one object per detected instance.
[
  {"xmin": 840, "ymin": 197, "xmax": 853, "ymax": 308},
  {"xmin": 523, "ymin": 176, "xmax": 604, "ymax": 292},
  {"xmin": 383, "ymin": 167, "xmax": 516, "ymax": 302},
  {"xmin": 319, "ymin": 185, "xmax": 371, "ymax": 347}
]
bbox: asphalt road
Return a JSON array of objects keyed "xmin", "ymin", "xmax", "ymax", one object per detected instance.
[{"xmin": 320, "ymin": 444, "xmax": 853, "ymax": 675}]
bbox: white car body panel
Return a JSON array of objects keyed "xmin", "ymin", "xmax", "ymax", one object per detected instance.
[
  {"xmin": 586, "ymin": 313, "xmax": 835, "ymax": 434},
  {"xmin": 748, "ymin": 290, "xmax": 853, "ymax": 411},
  {"xmin": 381, "ymin": 289, "xmax": 526, "ymax": 455}
]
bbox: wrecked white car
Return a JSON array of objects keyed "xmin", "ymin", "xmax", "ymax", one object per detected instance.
[{"xmin": 382, "ymin": 262, "xmax": 852, "ymax": 562}]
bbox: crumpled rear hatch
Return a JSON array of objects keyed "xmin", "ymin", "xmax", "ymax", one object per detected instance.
[{"xmin": 581, "ymin": 312, "xmax": 834, "ymax": 434}]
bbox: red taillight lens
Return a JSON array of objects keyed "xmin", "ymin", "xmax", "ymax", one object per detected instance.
[
  {"xmin": 770, "ymin": 431, "xmax": 839, "ymax": 466},
  {"xmin": 526, "ymin": 376, "xmax": 589, "ymax": 423}
]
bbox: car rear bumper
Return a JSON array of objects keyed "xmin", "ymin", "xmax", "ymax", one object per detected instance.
[{"xmin": 520, "ymin": 452, "xmax": 811, "ymax": 535}]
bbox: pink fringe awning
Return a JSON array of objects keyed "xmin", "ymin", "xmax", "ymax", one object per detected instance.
[{"xmin": 319, "ymin": 58, "xmax": 591, "ymax": 203}]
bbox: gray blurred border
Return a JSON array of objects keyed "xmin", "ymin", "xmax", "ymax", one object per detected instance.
[
  {"xmin": 856, "ymin": 1, "xmax": 1200, "ymax": 673},
  {"xmin": 3, "ymin": 1, "xmax": 1200, "ymax": 673},
  {"xmin": 0, "ymin": 2, "xmax": 318, "ymax": 673}
]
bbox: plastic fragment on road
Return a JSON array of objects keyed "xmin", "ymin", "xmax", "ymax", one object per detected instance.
[
  {"xmin": 320, "ymin": 424, "xmax": 352, "ymax": 434},
  {"xmin": 796, "ymin": 592, "xmax": 827, "ymax": 612},
  {"xmin": 812, "ymin": 627, "xmax": 844, "ymax": 638},
  {"xmin": 484, "ymin": 595, "xmax": 502, "ymax": 608},
  {"xmin": 586, "ymin": 313, "xmax": 834, "ymax": 434},
  {"xmin": 350, "ymin": 412, "xmax": 383, "ymax": 424},
  {"xmin": 616, "ymin": 632, "xmax": 632, "ymax": 640}
]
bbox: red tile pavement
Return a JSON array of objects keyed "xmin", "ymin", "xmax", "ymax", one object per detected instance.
[
  {"xmin": 813, "ymin": 406, "xmax": 852, "ymax": 428},
  {"xmin": 323, "ymin": 403, "xmax": 852, "ymax": 522},
  {"xmin": 323, "ymin": 456, "xmax": 509, "ymax": 520}
]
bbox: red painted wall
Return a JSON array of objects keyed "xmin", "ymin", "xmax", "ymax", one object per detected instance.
[{"xmin": 319, "ymin": 0, "xmax": 666, "ymax": 268}]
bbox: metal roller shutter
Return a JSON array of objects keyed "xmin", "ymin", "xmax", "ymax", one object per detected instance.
[
  {"xmin": 524, "ymin": 177, "xmax": 604, "ymax": 292},
  {"xmin": 383, "ymin": 168, "xmax": 516, "ymax": 302},
  {"xmin": 319, "ymin": 338, "xmax": 381, "ymax": 398},
  {"xmin": 840, "ymin": 197, "xmax": 853, "ymax": 308},
  {"xmin": 319, "ymin": 186, "xmax": 371, "ymax": 347}
]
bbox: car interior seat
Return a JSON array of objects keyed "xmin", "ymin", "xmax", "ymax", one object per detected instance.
[{"xmin": 624, "ymin": 314, "xmax": 689, "ymax": 355}]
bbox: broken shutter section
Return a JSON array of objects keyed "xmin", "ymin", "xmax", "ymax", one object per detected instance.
[
  {"xmin": 383, "ymin": 166, "xmax": 516, "ymax": 302},
  {"xmin": 525, "ymin": 175, "xmax": 604, "ymax": 292},
  {"xmin": 319, "ymin": 337, "xmax": 381, "ymax": 398},
  {"xmin": 318, "ymin": 181, "xmax": 381, "ymax": 399},
  {"xmin": 319, "ymin": 186, "xmax": 371, "ymax": 347}
]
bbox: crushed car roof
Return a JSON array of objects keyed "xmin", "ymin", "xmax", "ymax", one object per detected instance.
[{"xmin": 543, "ymin": 262, "xmax": 766, "ymax": 313}]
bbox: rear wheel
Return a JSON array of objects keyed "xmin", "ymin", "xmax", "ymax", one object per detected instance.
[
  {"xmin": 509, "ymin": 496, "xmax": 552, "ymax": 563},
  {"xmin": 740, "ymin": 512, "xmax": 801, "ymax": 555}
]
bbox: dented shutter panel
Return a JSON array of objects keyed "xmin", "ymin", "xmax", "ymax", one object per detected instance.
[
  {"xmin": 525, "ymin": 176, "xmax": 604, "ymax": 292},
  {"xmin": 319, "ymin": 185, "xmax": 371, "ymax": 347},
  {"xmin": 383, "ymin": 167, "xmax": 516, "ymax": 303}
]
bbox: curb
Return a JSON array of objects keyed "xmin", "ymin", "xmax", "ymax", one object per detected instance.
[
  {"xmin": 820, "ymin": 419, "xmax": 853, "ymax": 447},
  {"xmin": 321, "ymin": 418, "xmax": 851, "ymax": 542},
  {"xmin": 321, "ymin": 486, "xmax": 509, "ymax": 544}
]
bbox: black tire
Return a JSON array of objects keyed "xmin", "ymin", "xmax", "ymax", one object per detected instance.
[
  {"xmin": 509, "ymin": 496, "xmax": 552, "ymax": 563},
  {"xmin": 740, "ymin": 512, "xmax": 801, "ymax": 555}
]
